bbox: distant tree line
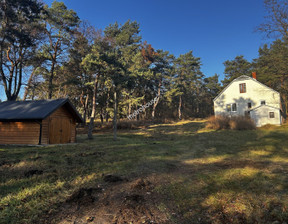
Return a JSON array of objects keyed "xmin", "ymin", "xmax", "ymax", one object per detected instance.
[{"xmin": 0, "ymin": 0, "xmax": 287, "ymax": 131}]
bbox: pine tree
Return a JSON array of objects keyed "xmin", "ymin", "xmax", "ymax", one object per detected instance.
[{"xmin": 222, "ymin": 55, "xmax": 252, "ymax": 86}]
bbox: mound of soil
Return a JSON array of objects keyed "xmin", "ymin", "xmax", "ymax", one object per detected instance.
[
  {"xmin": 113, "ymin": 203, "xmax": 156, "ymax": 224},
  {"xmin": 131, "ymin": 178, "xmax": 152, "ymax": 190},
  {"xmin": 103, "ymin": 174, "xmax": 126, "ymax": 183},
  {"xmin": 124, "ymin": 194, "xmax": 144, "ymax": 203},
  {"xmin": 48, "ymin": 176, "xmax": 169, "ymax": 224},
  {"xmin": 112, "ymin": 178, "xmax": 167, "ymax": 223},
  {"xmin": 66, "ymin": 187, "xmax": 102, "ymax": 205},
  {"xmin": 24, "ymin": 169, "xmax": 43, "ymax": 177}
]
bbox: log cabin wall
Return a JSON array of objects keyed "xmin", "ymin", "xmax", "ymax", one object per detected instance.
[
  {"xmin": 0, "ymin": 106, "xmax": 77, "ymax": 145},
  {"xmin": 0, "ymin": 121, "xmax": 40, "ymax": 145},
  {"xmin": 41, "ymin": 119, "xmax": 49, "ymax": 145},
  {"xmin": 43, "ymin": 106, "xmax": 77, "ymax": 144},
  {"xmin": 0, "ymin": 99, "xmax": 81, "ymax": 145}
]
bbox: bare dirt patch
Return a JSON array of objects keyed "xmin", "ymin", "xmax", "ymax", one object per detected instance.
[
  {"xmin": 49, "ymin": 177, "xmax": 170, "ymax": 224},
  {"xmin": 66, "ymin": 187, "xmax": 102, "ymax": 206},
  {"xmin": 103, "ymin": 174, "xmax": 127, "ymax": 183}
]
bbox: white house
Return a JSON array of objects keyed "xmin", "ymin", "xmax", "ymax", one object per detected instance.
[{"xmin": 213, "ymin": 74, "xmax": 285, "ymax": 127}]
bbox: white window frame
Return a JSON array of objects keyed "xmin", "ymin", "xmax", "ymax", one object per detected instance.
[{"xmin": 226, "ymin": 103, "xmax": 237, "ymax": 112}]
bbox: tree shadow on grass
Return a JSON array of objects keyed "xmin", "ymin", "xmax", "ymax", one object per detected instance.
[
  {"xmin": 1, "ymin": 121, "xmax": 288, "ymax": 223},
  {"xmin": 135, "ymin": 156, "xmax": 288, "ymax": 223}
]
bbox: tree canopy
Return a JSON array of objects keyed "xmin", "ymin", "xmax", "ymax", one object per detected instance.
[{"xmin": 1, "ymin": 0, "xmax": 288, "ymax": 132}]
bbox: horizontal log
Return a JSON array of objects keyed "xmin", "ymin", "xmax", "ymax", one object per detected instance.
[{"xmin": 0, "ymin": 141, "xmax": 39, "ymax": 144}]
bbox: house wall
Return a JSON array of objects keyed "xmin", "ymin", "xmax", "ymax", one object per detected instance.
[
  {"xmin": 214, "ymin": 77, "xmax": 281, "ymax": 116},
  {"xmin": 42, "ymin": 106, "xmax": 77, "ymax": 144},
  {"xmin": 250, "ymin": 106, "xmax": 281, "ymax": 127},
  {"xmin": 40, "ymin": 119, "xmax": 49, "ymax": 145},
  {"xmin": 0, "ymin": 121, "xmax": 40, "ymax": 144}
]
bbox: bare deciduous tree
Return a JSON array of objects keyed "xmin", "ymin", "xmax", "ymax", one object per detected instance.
[{"xmin": 257, "ymin": 0, "xmax": 288, "ymax": 39}]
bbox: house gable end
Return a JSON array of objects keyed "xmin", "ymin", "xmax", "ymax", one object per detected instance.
[
  {"xmin": 214, "ymin": 75, "xmax": 279, "ymax": 102},
  {"xmin": 214, "ymin": 75, "xmax": 281, "ymax": 118}
]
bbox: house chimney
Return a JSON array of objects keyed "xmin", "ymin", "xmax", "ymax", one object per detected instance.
[{"xmin": 252, "ymin": 72, "xmax": 257, "ymax": 80}]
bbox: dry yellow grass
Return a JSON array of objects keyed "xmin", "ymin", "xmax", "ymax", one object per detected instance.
[{"xmin": 0, "ymin": 121, "xmax": 288, "ymax": 223}]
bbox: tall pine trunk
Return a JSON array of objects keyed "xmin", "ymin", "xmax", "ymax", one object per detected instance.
[
  {"xmin": 2, "ymin": 47, "xmax": 23, "ymax": 101},
  {"xmin": 80, "ymin": 92, "xmax": 89, "ymax": 126},
  {"xmin": 23, "ymin": 68, "xmax": 37, "ymax": 100},
  {"xmin": 48, "ymin": 51, "xmax": 57, "ymax": 99},
  {"xmin": 88, "ymin": 76, "xmax": 99, "ymax": 139},
  {"xmin": 178, "ymin": 95, "xmax": 182, "ymax": 120},
  {"xmin": 105, "ymin": 91, "xmax": 110, "ymax": 123},
  {"xmin": 113, "ymin": 90, "xmax": 117, "ymax": 141},
  {"xmin": 84, "ymin": 94, "xmax": 89, "ymax": 125},
  {"xmin": 152, "ymin": 81, "xmax": 161, "ymax": 119},
  {"xmin": 128, "ymin": 98, "xmax": 131, "ymax": 117},
  {"xmin": 100, "ymin": 107, "xmax": 104, "ymax": 125},
  {"xmin": 48, "ymin": 38, "xmax": 60, "ymax": 99}
]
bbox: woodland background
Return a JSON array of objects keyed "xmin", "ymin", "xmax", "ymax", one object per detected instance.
[{"xmin": 1, "ymin": 0, "xmax": 288, "ymax": 125}]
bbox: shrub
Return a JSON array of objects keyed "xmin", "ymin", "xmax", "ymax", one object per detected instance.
[
  {"xmin": 229, "ymin": 116, "xmax": 256, "ymax": 130},
  {"xmin": 206, "ymin": 115, "xmax": 256, "ymax": 130},
  {"xmin": 206, "ymin": 115, "xmax": 230, "ymax": 130}
]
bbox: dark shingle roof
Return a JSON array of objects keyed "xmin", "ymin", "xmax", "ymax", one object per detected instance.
[{"xmin": 0, "ymin": 98, "xmax": 83, "ymax": 122}]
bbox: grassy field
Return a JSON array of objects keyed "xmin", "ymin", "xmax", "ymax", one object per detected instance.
[{"xmin": 0, "ymin": 121, "xmax": 288, "ymax": 223}]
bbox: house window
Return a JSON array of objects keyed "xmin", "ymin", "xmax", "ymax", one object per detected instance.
[
  {"xmin": 227, "ymin": 103, "xmax": 237, "ymax": 112},
  {"xmin": 269, "ymin": 112, "xmax": 275, "ymax": 118},
  {"xmin": 226, "ymin": 104, "xmax": 231, "ymax": 112},
  {"xmin": 261, "ymin": 100, "xmax": 266, "ymax": 105},
  {"xmin": 248, "ymin": 102, "xmax": 252, "ymax": 109},
  {"xmin": 239, "ymin": 83, "xmax": 246, "ymax": 93}
]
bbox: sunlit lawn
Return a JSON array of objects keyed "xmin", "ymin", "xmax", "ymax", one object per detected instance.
[{"xmin": 0, "ymin": 120, "xmax": 288, "ymax": 223}]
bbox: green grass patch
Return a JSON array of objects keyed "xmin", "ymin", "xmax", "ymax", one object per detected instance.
[{"xmin": 0, "ymin": 121, "xmax": 288, "ymax": 223}]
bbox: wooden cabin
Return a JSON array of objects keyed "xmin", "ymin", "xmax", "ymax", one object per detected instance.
[{"xmin": 0, "ymin": 99, "xmax": 83, "ymax": 145}]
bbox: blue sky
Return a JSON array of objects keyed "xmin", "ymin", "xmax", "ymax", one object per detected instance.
[{"xmin": 45, "ymin": 0, "xmax": 270, "ymax": 80}]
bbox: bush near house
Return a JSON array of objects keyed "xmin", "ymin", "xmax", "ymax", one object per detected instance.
[{"xmin": 206, "ymin": 115, "xmax": 256, "ymax": 130}]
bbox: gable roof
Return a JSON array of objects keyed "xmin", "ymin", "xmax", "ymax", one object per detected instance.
[
  {"xmin": 0, "ymin": 98, "xmax": 83, "ymax": 122},
  {"xmin": 213, "ymin": 75, "xmax": 280, "ymax": 102}
]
